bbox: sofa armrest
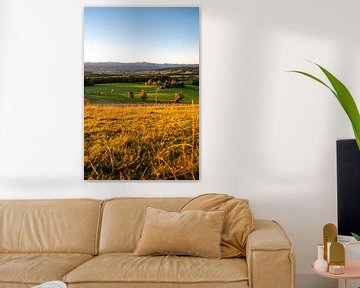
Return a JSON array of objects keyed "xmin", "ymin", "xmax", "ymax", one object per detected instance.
[{"xmin": 246, "ymin": 220, "xmax": 295, "ymax": 288}]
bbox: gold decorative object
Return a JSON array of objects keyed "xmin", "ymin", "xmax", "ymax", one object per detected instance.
[
  {"xmin": 329, "ymin": 242, "xmax": 345, "ymax": 274},
  {"xmin": 328, "ymin": 264, "xmax": 345, "ymax": 274},
  {"xmin": 323, "ymin": 223, "xmax": 337, "ymax": 261},
  {"xmin": 329, "ymin": 242, "xmax": 345, "ymax": 264}
]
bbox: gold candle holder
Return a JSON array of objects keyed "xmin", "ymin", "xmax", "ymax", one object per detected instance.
[
  {"xmin": 328, "ymin": 242, "xmax": 345, "ymax": 274},
  {"xmin": 323, "ymin": 223, "xmax": 337, "ymax": 262}
]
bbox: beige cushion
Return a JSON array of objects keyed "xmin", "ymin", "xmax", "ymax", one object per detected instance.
[
  {"xmin": 0, "ymin": 284, "xmax": 33, "ymax": 288},
  {"xmin": 99, "ymin": 198, "xmax": 190, "ymax": 253},
  {"xmin": 0, "ymin": 253, "xmax": 93, "ymax": 285},
  {"xmin": 181, "ymin": 194, "xmax": 254, "ymax": 258},
  {"xmin": 0, "ymin": 199, "xmax": 102, "ymax": 254},
  {"xmin": 68, "ymin": 283, "xmax": 249, "ymax": 288},
  {"xmin": 134, "ymin": 207, "xmax": 225, "ymax": 258},
  {"xmin": 63, "ymin": 253, "xmax": 248, "ymax": 284}
]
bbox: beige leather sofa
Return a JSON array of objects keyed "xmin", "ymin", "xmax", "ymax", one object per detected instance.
[{"xmin": 0, "ymin": 198, "xmax": 295, "ymax": 288}]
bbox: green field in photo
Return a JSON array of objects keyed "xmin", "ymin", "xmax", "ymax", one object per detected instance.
[{"xmin": 84, "ymin": 82, "xmax": 199, "ymax": 105}]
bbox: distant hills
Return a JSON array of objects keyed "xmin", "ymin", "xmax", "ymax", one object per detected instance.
[{"xmin": 84, "ymin": 62, "xmax": 199, "ymax": 72}]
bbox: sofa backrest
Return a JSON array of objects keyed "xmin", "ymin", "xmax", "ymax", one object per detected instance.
[
  {"xmin": 99, "ymin": 197, "xmax": 190, "ymax": 253},
  {"xmin": 0, "ymin": 199, "xmax": 102, "ymax": 254}
]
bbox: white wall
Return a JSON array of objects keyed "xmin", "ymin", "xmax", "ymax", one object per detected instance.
[{"xmin": 1, "ymin": 0, "xmax": 360, "ymax": 287}]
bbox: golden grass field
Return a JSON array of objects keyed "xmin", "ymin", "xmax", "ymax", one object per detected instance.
[{"xmin": 84, "ymin": 104, "xmax": 199, "ymax": 180}]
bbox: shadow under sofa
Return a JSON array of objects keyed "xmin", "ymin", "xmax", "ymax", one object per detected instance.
[{"xmin": 0, "ymin": 198, "xmax": 295, "ymax": 288}]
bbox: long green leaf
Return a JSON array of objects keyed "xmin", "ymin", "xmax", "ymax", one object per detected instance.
[
  {"xmin": 288, "ymin": 70, "xmax": 337, "ymax": 99},
  {"xmin": 353, "ymin": 127, "xmax": 360, "ymax": 150},
  {"xmin": 316, "ymin": 64, "xmax": 360, "ymax": 150},
  {"xmin": 351, "ymin": 232, "xmax": 360, "ymax": 241},
  {"xmin": 289, "ymin": 64, "xmax": 360, "ymax": 150}
]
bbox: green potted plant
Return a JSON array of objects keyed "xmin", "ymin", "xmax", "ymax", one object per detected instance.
[{"xmin": 290, "ymin": 63, "xmax": 360, "ymax": 241}]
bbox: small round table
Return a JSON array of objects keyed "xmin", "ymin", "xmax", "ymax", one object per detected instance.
[{"xmin": 311, "ymin": 242, "xmax": 360, "ymax": 288}]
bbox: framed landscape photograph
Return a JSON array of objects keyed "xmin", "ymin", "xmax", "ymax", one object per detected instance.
[{"xmin": 84, "ymin": 7, "xmax": 200, "ymax": 180}]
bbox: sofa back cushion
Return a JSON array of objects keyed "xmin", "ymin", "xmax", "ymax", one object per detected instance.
[
  {"xmin": 0, "ymin": 199, "xmax": 102, "ymax": 254},
  {"xmin": 181, "ymin": 194, "xmax": 254, "ymax": 258},
  {"xmin": 99, "ymin": 198, "xmax": 189, "ymax": 253}
]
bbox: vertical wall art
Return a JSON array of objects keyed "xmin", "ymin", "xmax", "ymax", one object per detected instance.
[{"xmin": 84, "ymin": 7, "xmax": 199, "ymax": 180}]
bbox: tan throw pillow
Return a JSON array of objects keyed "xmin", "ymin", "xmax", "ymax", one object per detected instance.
[
  {"xmin": 134, "ymin": 207, "xmax": 225, "ymax": 258},
  {"xmin": 181, "ymin": 193, "xmax": 254, "ymax": 258}
]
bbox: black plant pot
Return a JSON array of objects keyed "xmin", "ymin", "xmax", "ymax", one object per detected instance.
[{"xmin": 337, "ymin": 139, "xmax": 360, "ymax": 237}]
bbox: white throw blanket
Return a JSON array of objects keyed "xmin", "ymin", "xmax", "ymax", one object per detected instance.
[{"xmin": 32, "ymin": 281, "xmax": 67, "ymax": 288}]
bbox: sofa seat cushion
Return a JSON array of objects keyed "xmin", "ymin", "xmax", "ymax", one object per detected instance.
[
  {"xmin": 0, "ymin": 284, "xmax": 33, "ymax": 288},
  {"xmin": 67, "ymin": 283, "xmax": 249, "ymax": 288},
  {"xmin": 64, "ymin": 253, "xmax": 248, "ymax": 285},
  {"xmin": 0, "ymin": 253, "xmax": 93, "ymax": 285}
]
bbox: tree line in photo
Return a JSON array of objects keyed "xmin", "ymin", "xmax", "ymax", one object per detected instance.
[{"xmin": 84, "ymin": 73, "xmax": 199, "ymax": 87}]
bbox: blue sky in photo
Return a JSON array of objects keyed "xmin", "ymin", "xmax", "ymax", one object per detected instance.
[{"xmin": 84, "ymin": 7, "xmax": 199, "ymax": 64}]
